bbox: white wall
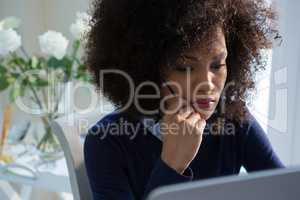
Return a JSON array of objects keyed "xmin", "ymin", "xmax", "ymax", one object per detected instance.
[
  {"xmin": 0, "ymin": 0, "xmax": 92, "ymax": 54},
  {"xmin": 268, "ymin": 0, "xmax": 300, "ymax": 166}
]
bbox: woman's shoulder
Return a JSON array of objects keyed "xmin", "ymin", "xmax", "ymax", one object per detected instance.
[
  {"xmin": 83, "ymin": 111, "xmax": 136, "ymax": 160},
  {"xmin": 225, "ymin": 108, "xmax": 269, "ymax": 147},
  {"xmin": 83, "ymin": 111, "xmax": 155, "ymax": 169},
  {"xmin": 213, "ymin": 108, "xmax": 264, "ymax": 142},
  {"xmin": 84, "ymin": 111, "xmax": 147, "ymax": 151},
  {"xmin": 237, "ymin": 110, "xmax": 262, "ymax": 134}
]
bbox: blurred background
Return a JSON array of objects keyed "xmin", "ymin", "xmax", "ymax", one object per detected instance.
[{"xmin": 0, "ymin": 0, "xmax": 299, "ymax": 199}]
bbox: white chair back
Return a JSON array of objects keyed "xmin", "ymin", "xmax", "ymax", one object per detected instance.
[{"xmin": 51, "ymin": 112, "xmax": 104, "ymax": 200}]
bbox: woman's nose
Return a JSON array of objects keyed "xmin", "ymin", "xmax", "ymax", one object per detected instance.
[{"xmin": 192, "ymin": 70, "xmax": 215, "ymax": 94}]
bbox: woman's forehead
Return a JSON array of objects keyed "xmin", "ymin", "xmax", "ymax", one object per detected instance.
[{"xmin": 182, "ymin": 27, "xmax": 227, "ymax": 57}]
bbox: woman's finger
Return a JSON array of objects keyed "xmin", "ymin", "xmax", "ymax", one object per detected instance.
[
  {"xmin": 161, "ymin": 85, "xmax": 187, "ymax": 115},
  {"xmin": 196, "ymin": 118, "xmax": 206, "ymax": 133},
  {"xmin": 186, "ymin": 112, "xmax": 201, "ymax": 126},
  {"xmin": 177, "ymin": 105, "xmax": 194, "ymax": 120}
]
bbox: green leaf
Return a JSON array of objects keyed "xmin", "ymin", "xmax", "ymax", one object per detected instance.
[
  {"xmin": 12, "ymin": 56, "xmax": 27, "ymax": 66},
  {"xmin": 10, "ymin": 72, "xmax": 19, "ymax": 79},
  {"xmin": 30, "ymin": 56, "xmax": 39, "ymax": 69},
  {"xmin": 73, "ymin": 40, "xmax": 81, "ymax": 50},
  {"xmin": 0, "ymin": 65, "xmax": 7, "ymax": 74},
  {"xmin": 0, "ymin": 77, "xmax": 10, "ymax": 91},
  {"xmin": 47, "ymin": 56, "xmax": 74, "ymax": 81},
  {"xmin": 9, "ymin": 84, "xmax": 21, "ymax": 102},
  {"xmin": 0, "ymin": 66, "xmax": 10, "ymax": 91},
  {"xmin": 36, "ymin": 57, "xmax": 47, "ymax": 69},
  {"xmin": 62, "ymin": 57, "xmax": 73, "ymax": 79},
  {"xmin": 47, "ymin": 57, "xmax": 64, "ymax": 69},
  {"xmin": 8, "ymin": 55, "xmax": 28, "ymax": 71},
  {"xmin": 33, "ymin": 78, "xmax": 48, "ymax": 87}
]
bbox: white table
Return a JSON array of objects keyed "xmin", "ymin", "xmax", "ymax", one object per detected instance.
[{"xmin": 0, "ymin": 143, "xmax": 72, "ymax": 200}]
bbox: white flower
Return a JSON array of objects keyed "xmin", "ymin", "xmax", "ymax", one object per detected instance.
[
  {"xmin": 0, "ymin": 29, "xmax": 22, "ymax": 56},
  {"xmin": 70, "ymin": 12, "xmax": 91, "ymax": 40},
  {"xmin": 38, "ymin": 30, "xmax": 69, "ymax": 60},
  {"xmin": 0, "ymin": 17, "xmax": 21, "ymax": 30}
]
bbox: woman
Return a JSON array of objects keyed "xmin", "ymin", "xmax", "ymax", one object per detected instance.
[{"xmin": 84, "ymin": 0, "xmax": 284, "ymax": 199}]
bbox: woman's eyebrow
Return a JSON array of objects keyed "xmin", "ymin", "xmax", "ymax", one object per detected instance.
[
  {"xmin": 181, "ymin": 55, "xmax": 201, "ymax": 62},
  {"xmin": 182, "ymin": 51, "xmax": 227, "ymax": 62},
  {"xmin": 212, "ymin": 51, "xmax": 228, "ymax": 61}
]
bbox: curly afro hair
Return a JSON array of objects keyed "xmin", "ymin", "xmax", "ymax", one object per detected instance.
[{"xmin": 85, "ymin": 0, "xmax": 281, "ymax": 123}]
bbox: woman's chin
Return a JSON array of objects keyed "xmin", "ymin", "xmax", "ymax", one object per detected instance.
[{"xmin": 196, "ymin": 110, "xmax": 213, "ymax": 120}]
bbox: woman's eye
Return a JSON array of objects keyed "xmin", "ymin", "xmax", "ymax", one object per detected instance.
[
  {"xmin": 174, "ymin": 64, "xmax": 194, "ymax": 72},
  {"xmin": 211, "ymin": 63, "xmax": 226, "ymax": 70}
]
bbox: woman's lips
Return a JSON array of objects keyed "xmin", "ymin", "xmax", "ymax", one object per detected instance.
[{"xmin": 194, "ymin": 98, "xmax": 216, "ymax": 110}]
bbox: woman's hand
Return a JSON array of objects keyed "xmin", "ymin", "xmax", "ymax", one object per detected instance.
[{"xmin": 160, "ymin": 96, "xmax": 206, "ymax": 175}]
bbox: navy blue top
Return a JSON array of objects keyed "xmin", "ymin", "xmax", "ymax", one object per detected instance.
[{"xmin": 84, "ymin": 111, "xmax": 284, "ymax": 200}]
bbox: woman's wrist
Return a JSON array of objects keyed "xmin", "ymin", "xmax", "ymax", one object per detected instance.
[{"xmin": 161, "ymin": 154, "xmax": 188, "ymax": 175}]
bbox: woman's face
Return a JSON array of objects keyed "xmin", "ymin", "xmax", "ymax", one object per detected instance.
[{"xmin": 161, "ymin": 27, "xmax": 228, "ymax": 120}]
